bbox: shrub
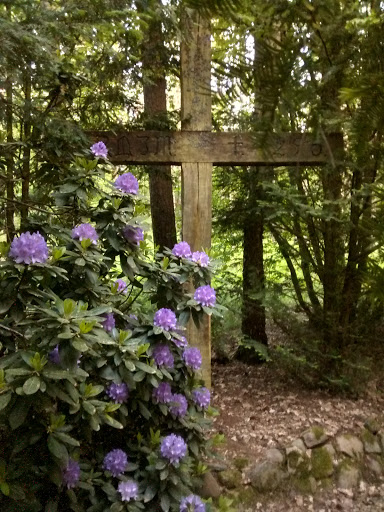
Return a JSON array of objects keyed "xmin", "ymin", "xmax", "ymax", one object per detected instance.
[{"xmin": 0, "ymin": 144, "xmax": 220, "ymax": 512}]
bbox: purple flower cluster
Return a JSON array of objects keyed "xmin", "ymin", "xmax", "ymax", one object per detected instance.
[
  {"xmin": 160, "ymin": 434, "xmax": 187, "ymax": 465},
  {"xmin": 169, "ymin": 393, "xmax": 188, "ymax": 417},
  {"xmin": 194, "ymin": 285, "xmax": 216, "ymax": 307},
  {"xmin": 91, "ymin": 141, "xmax": 108, "ymax": 158},
  {"xmin": 172, "ymin": 335, "xmax": 188, "ymax": 348},
  {"xmin": 118, "ymin": 480, "xmax": 139, "ymax": 502},
  {"xmin": 152, "ymin": 344, "xmax": 174, "ymax": 368},
  {"xmin": 114, "ymin": 278, "xmax": 127, "ymax": 294},
  {"xmin": 153, "ymin": 382, "xmax": 173, "ymax": 404},
  {"xmin": 153, "ymin": 308, "xmax": 177, "ymax": 331},
  {"xmin": 106, "ymin": 383, "xmax": 129, "ymax": 404},
  {"xmin": 182, "ymin": 347, "xmax": 202, "ymax": 370},
  {"xmin": 9, "ymin": 232, "xmax": 49, "ymax": 265},
  {"xmin": 191, "ymin": 251, "xmax": 210, "ymax": 267},
  {"xmin": 192, "ymin": 387, "xmax": 210, "ymax": 409},
  {"xmin": 49, "ymin": 345, "xmax": 60, "ymax": 365},
  {"xmin": 114, "ymin": 172, "xmax": 139, "ymax": 195},
  {"xmin": 102, "ymin": 313, "xmax": 115, "ymax": 332},
  {"xmin": 172, "ymin": 241, "xmax": 192, "ymax": 259},
  {"xmin": 103, "ymin": 449, "xmax": 128, "ymax": 477},
  {"xmin": 71, "ymin": 223, "xmax": 98, "ymax": 244},
  {"xmin": 171, "ymin": 242, "xmax": 210, "ymax": 268},
  {"xmin": 62, "ymin": 458, "xmax": 80, "ymax": 489},
  {"xmin": 123, "ymin": 225, "xmax": 144, "ymax": 246},
  {"xmin": 180, "ymin": 495, "xmax": 206, "ymax": 512}
]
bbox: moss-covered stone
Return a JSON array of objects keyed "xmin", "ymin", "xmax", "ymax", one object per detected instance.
[
  {"xmin": 233, "ymin": 457, "xmax": 250, "ymax": 471},
  {"xmin": 217, "ymin": 469, "xmax": 242, "ymax": 490},
  {"xmin": 236, "ymin": 485, "xmax": 259, "ymax": 506},
  {"xmin": 336, "ymin": 458, "xmax": 361, "ymax": 488},
  {"xmin": 286, "ymin": 448, "xmax": 311, "ymax": 476},
  {"xmin": 291, "ymin": 475, "xmax": 317, "ymax": 494},
  {"xmin": 311, "ymin": 446, "xmax": 334, "ymax": 479},
  {"xmin": 361, "ymin": 428, "xmax": 381, "ymax": 454},
  {"xmin": 302, "ymin": 426, "xmax": 328, "ymax": 448}
]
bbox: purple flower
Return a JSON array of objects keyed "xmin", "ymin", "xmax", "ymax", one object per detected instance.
[
  {"xmin": 123, "ymin": 225, "xmax": 144, "ymax": 246},
  {"xmin": 62, "ymin": 458, "xmax": 80, "ymax": 489},
  {"xmin": 172, "ymin": 335, "xmax": 188, "ymax": 348},
  {"xmin": 191, "ymin": 251, "xmax": 210, "ymax": 267},
  {"xmin": 153, "ymin": 308, "xmax": 177, "ymax": 331},
  {"xmin": 91, "ymin": 141, "xmax": 108, "ymax": 158},
  {"xmin": 118, "ymin": 480, "xmax": 139, "ymax": 502},
  {"xmin": 9, "ymin": 232, "xmax": 49, "ymax": 264},
  {"xmin": 114, "ymin": 278, "xmax": 127, "ymax": 294},
  {"xmin": 160, "ymin": 434, "xmax": 187, "ymax": 465},
  {"xmin": 169, "ymin": 393, "xmax": 188, "ymax": 417},
  {"xmin": 153, "ymin": 382, "xmax": 173, "ymax": 404},
  {"xmin": 103, "ymin": 449, "xmax": 128, "ymax": 477},
  {"xmin": 102, "ymin": 313, "xmax": 115, "ymax": 332},
  {"xmin": 180, "ymin": 495, "xmax": 206, "ymax": 512},
  {"xmin": 153, "ymin": 344, "xmax": 174, "ymax": 368},
  {"xmin": 172, "ymin": 241, "xmax": 192, "ymax": 259},
  {"xmin": 71, "ymin": 223, "xmax": 98, "ymax": 244},
  {"xmin": 106, "ymin": 383, "xmax": 129, "ymax": 404},
  {"xmin": 183, "ymin": 347, "xmax": 202, "ymax": 370},
  {"xmin": 114, "ymin": 173, "xmax": 139, "ymax": 195},
  {"xmin": 49, "ymin": 345, "xmax": 60, "ymax": 365},
  {"xmin": 194, "ymin": 285, "xmax": 216, "ymax": 307},
  {"xmin": 192, "ymin": 387, "xmax": 210, "ymax": 409}
]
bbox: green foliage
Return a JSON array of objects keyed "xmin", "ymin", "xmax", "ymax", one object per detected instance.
[{"xmin": 0, "ymin": 148, "xmax": 219, "ymax": 511}]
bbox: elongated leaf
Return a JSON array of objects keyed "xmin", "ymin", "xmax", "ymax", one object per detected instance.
[
  {"xmin": 9, "ymin": 399, "xmax": 31, "ymax": 429},
  {"xmin": 0, "ymin": 392, "xmax": 12, "ymax": 410},
  {"xmin": 23, "ymin": 376, "xmax": 40, "ymax": 395}
]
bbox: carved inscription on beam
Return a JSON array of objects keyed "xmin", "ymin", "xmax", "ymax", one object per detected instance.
[{"xmin": 89, "ymin": 131, "xmax": 343, "ymax": 166}]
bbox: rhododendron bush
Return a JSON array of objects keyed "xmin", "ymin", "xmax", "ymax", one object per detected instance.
[{"xmin": 0, "ymin": 144, "xmax": 222, "ymax": 512}]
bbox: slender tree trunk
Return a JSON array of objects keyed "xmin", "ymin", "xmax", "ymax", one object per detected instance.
[
  {"xmin": 241, "ymin": 167, "xmax": 268, "ymax": 345},
  {"xmin": 5, "ymin": 75, "xmax": 15, "ymax": 242},
  {"xmin": 140, "ymin": 0, "xmax": 176, "ymax": 251},
  {"xmin": 21, "ymin": 66, "xmax": 32, "ymax": 230}
]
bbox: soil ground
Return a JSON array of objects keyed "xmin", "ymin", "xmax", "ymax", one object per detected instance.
[{"xmin": 210, "ymin": 361, "xmax": 384, "ymax": 511}]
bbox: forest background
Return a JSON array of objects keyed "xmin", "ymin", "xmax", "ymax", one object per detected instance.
[{"xmin": 1, "ymin": 0, "xmax": 384, "ymax": 392}]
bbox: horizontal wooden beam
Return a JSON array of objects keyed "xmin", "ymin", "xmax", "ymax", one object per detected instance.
[{"xmin": 88, "ymin": 130, "xmax": 343, "ymax": 166}]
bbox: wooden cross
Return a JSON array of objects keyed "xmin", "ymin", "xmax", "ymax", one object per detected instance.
[{"xmin": 90, "ymin": 10, "xmax": 342, "ymax": 388}]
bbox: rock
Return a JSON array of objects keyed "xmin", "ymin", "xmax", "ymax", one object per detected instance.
[
  {"xmin": 337, "ymin": 460, "xmax": 360, "ymax": 489},
  {"xmin": 335, "ymin": 434, "xmax": 364, "ymax": 459},
  {"xmin": 292, "ymin": 475, "xmax": 317, "ymax": 494},
  {"xmin": 286, "ymin": 446, "xmax": 311, "ymax": 475},
  {"xmin": 265, "ymin": 448, "xmax": 285, "ymax": 465},
  {"xmin": 248, "ymin": 460, "xmax": 286, "ymax": 492},
  {"xmin": 364, "ymin": 418, "xmax": 380, "ymax": 435},
  {"xmin": 217, "ymin": 468, "xmax": 242, "ymax": 490},
  {"xmin": 290, "ymin": 438, "xmax": 306, "ymax": 453},
  {"xmin": 311, "ymin": 445, "xmax": 334, "ymax": 479},
  {"xmin": 366, "ymin": 455, "xmax": 383, "ymax": 477},
  {"xmin": 233, "ymin": 457, "xmax": 250, "ymax": 471},
  {"xmin": 302, "ymin": 426, "xmax": 329, "ymax": 448},
  {"xmin": 199, "ymin": 471, "xmax": 222, "ymax": 499},
  {"xmin": 361, "ymin": 429, "xmax": 381, "ymax": 454}
]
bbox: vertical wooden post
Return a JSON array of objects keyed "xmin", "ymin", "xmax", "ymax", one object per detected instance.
[{"xmin": 180, "ymin": 8, "xmax": 212, "ymax": 387}]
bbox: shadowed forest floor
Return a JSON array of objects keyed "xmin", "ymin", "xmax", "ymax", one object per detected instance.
[{"xmin": 211, "ymin": 361, "xmax": 384, "ymax": 511}]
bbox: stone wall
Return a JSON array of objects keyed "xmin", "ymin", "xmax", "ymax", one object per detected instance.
[{"xmin": 244, "ymin": 423, "xmax": 384, "ymax": 494}]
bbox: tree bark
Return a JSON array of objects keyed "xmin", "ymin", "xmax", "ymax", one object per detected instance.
[
  {"xmin": 141, "ymin": 0, "xmax": 176, "ymax": 251},
  {"xmin": 241, "ymin": 167, "xmax": 268, "ymax": 345},
  {"xmin": 21, "ymin": 66, "xmax": 32, "ymax": 230},
  {"xmin": 5, "ymin": 75, "xmax": 15, "ymax": 242}
]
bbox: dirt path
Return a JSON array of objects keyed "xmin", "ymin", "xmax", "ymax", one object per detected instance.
[{"xmin": 211, "ymin": 361, "xmax": 384, "ymax": 511}]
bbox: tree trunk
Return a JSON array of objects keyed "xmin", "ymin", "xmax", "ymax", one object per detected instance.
[
  {"xmin": 5, "ymin": 75, "xmax": 15, "ymax": 242},
  {"xmin": 241, "ymin": 167, "xmax": 268, "ymax": 345},
  {"xmin": 21, "ymin": 66, "xmax": 32, "ymax": 230},
  {"xmin": 141, "ymin": 0, "xmax": 176, "ymax": 251}
]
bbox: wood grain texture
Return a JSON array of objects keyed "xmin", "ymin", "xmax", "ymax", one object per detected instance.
[
  {"xmin": 88, "ymin": 130, "xmax": 343, "ymax": 166},
  {"xmin": 180, "ymin": 9, "xmax": 212, "ymax": 387}
]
